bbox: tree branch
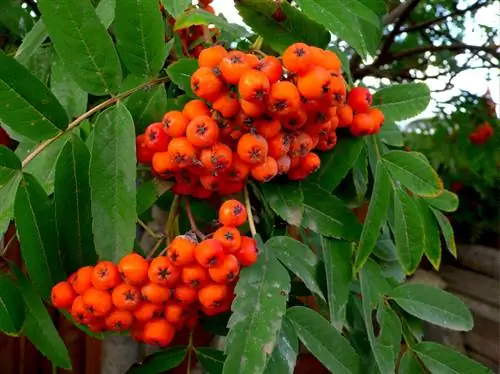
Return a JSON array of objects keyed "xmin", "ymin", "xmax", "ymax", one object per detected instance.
[{"xmin": 391, "ymin": 43, "xmax": 500, "ymax": 60}]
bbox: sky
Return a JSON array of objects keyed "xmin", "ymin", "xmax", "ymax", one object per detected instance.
[{"xmin": 210, "ymin": 0, "xmax": 500, "ymax": 119}]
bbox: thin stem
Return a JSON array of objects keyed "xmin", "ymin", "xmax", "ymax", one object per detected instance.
[
  {"xmin": 137, "ymin": 219, "xmax": 163, "ymax": 240},
  {"xmin": 244, "ymin": 184, "xmax": 257, "ymax": 238},
  {"xmin": 164, "ymin": 195, "xmax": 180, "ymax": 244},
  {"xmin": 146, "ymin": 236, "xmax": 165, "ymax": 260},
  {"xmin": 186, "ymin": 329, "xmax": 194, "ymax": 374},
  {"xmin": 1, "ymin": 234, "xmax": 17, "ymax": 257},
  {"xmin": 21, "ymin": 76, "xmax": 170, "ymax": 168},
  {"xmin": 183, "ymin": 197, "xmax": 204, "ymax": 239},
  {"xmin": 251, "ymin": 36, "xmax": 264, "ymax": 50}
]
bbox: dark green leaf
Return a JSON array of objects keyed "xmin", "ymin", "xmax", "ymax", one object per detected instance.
[
  {"xmin": 393, "ymin": 186, "xmax": 424, "ymax": 274},
  {"xmin": 345, "ymin": 0, "xmax": 380, "ymax": 27},
  {"xmin": 424, "ymin": 189, "xmax": 459, "ymax": 213},
  {"xmin": 260, "ymin": 182, "xmax": 303, "ymax": 226},
  {"xmin": 136, "ymin": 179, "xmax": 173, "ymax": 215},
  {"xmin": 353, "ymin": 147, "xmax": 368, "ymax": 199},
  {"xmin": 0, "ymin": 146, "xmax": 21, "ymax": 185},
  {"xmin": 398, "ymin": 351, "xmax": 423, "ymax": 374},
  {"xmin": 11, "ymin": 264, "xmax": 71, "ymax": 369},
  {"xmin": 0, "ymin": 0, "xmax": 34, "ymax": 37},
  {"xmin": 236, "ymin": 0, "xmax": 330, "ymax": 53},
  {"xmin": 166, "ymin": 59, "xmax": 198, "ymax": 98},
  {"xmin": 264, "ymin": 319, "xmax": 298, "ymax": 374},
  {"xmin": 55, "ymin": 136, "xmax": 97, "ymax": 273},
  {"xmin": 90, "ymin": 103, "xmax": 136, "ymax": 262},
  {"xmin": 223, "ymin": 236, "xmax": 291, "ymax": 374},
  {"xmin": 115, "ymin": 0, "xmax": 166, "ymax": 76},
  {"xmin": 416, "ymin": 199, "xmax": 441, "ymax": 270},
  {"xmin": 127, "ymin": 346, "xmax": 186, "ymax": 374},
  {"xmin": 0, "ymin": 273, "xmax": 25, "ymax": 335},
  {"xmin": 374, "ymin": 304, "xmax": 402, "ymax": 373},
  {"xmin": 413, "ymin": 342, "xmax": 491, "ymax": 374},
  {"xmin": 0, "ymin": 51, "xmax": 68, "ymax": 141},
  {"xmin": 431, "ymin": 208, "xmax": 456, "ymax": 257},
  {"xmin": 51, "ymin": 53, "xmax": 88, "ymax": 118},
  {"xmin": 38, "ymin": 0, "xmax": 122, "ymax": 95},
  {"xmin": 309, "ymin": 137, "xmax": 364, "ymax": 192},
  {"xmin": 328, "ymin": 46, "xmax": 353, "ymax": 85},
  {"xmin": 0, "ymin": 173, "xmax": 21, "ymax": 236},
  {"xmin": 373, "ymin": 83, "xmax": 431, "ymax": 124},
  {"xmin": 301, "ymin": 183, "xmax": 362, "ymax": 241},
  {"xmin": 321, "ymin": 238, "xmax": 352, "ymax": 331},
  {"xmin": 355, "ymin": 162, "xmax": 391, "ymax": 271},
  {"xmin": 379, "ymin": 122, "xmax": 404, "ymax": 147},
  {"xmin": 125, "ymin": 80, "xmax": 167, "ymax": 133},
  {"xmin": 389, "ymin": 283, "xmax": 473, "ymax": 331},
  {"xmin": 266, "ymin": 236, "xmax": 324, "ymax": 300},
  {"xmin": 295, "ymin": 0, "xmax": 366, "ymax": 57},
  {"xmin": 196, "ymin": 347, "xmax": 226, "ymax": 374},
  {"xmin": 24, "ymin": 46, "xmax": 53, "ymax": 86},
  {"xmin": 15, "ymin": 20, "xmax": 47, "ymax": 65},
  {"xmin": 14, "ymin": 173, "xmax": 65, "ymax": 299},
  {"xmin": 161, "ymin": 0, "xmax": 191, "ymax": 18},
  {"xmin": 175, "ymin": 9, "xmax": 249, "ymax": 40},
  {"xmin": 287, "ymin": 306, "xmax": 362, "ymax": 374}
]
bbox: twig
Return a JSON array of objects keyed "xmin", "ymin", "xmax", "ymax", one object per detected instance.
[
  {"xmin": 186, "ymin": 330, "xmax": 194, "ymax": 374},
  {"xmin": 391, "ymin": 43, "xmax": 500, "ymax": 60},
  {"xmin": 146, "ymin": 237, "xmax": 165, "ymax": 260},
  {"xmin": 164, "ymin": 194, "xmax": 180, "ymax": 244},
  {"xmin": 137, "ymin": 219, "xmax": 163, "ymax": 240},
  {"xmin": 244, "ymin": 184, "xmax": 257, "ymax": 238},
  {"xmin": 1, "ymin": 233, "xmax": 17, "ymax": 257},
  {"xmin": 183, "ymin": 197, "xmax": 204, "ymax": 240},
  {"xmin": 21, "ymin": 76, "xmax": 170, "ymax": 168}
]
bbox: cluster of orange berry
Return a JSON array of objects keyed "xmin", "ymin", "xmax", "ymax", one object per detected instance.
[
  {"xmin": 135, "ymin": 42, "xmax": 384, "ymax": 197},
  {"xmin": 469, "ymin": 122, "xmax": 494, "ymax": 145},
  {"xmin": 51, "ymin": 200, "xmax": 256, "ymax": 347}
]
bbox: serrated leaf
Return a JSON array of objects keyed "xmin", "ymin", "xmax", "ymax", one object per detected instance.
[
  {"xmin": 424, "ymin": 189, "xmax": 459, "ymax": 213},
  {"xmin": 301, "ymin": 182, "xmax": 362, "ymax": 241},
  {"xmin": 321, "ymin": 237, "xmax": 352, "ymax": 331},
  {"xmin": 223, "ymin": 236, "xmax": 291, "ymax": 374},
  {"xmin": 175, "ymin": 9, "xmax": 249, "ymax": 40},
  {"xmin": 389, "ymin": 283, "xmax": 473, "ymax": 331},
  {"xmin": 295, "ymin": 0, "xmax": 366, "ymax": 58},
  {"xmin": 14, "ymin": 173, "xmax": 65, "ymax": 299},
  {"xmin": 264, "ymin": 319, "xmax": 298, "ymax": 374},
  {"xmin": 166, "ymin": 59, "xmax": 198, "ymax": 97},
  {"xmin": 379, "ymin": 122, "xmax": 404, "ymax": 147},
  {"xmin": 0, "ymin": 173, "xmax": 21, "ymax": 236},
  {"xmin": 51, "ymin": 53, "xmax": 88, "ymax": 118},
  {"xmin": 10, "ymin": 264, "xmax": 71, "ymax": 369},
  {"xmin": 413, "ymin": 342, "xmax": 491, "ymax": 374},
  {"xmin": 382, "ymin": 151, "xmax": 442, "ymax": 197},
  {"xmin": 260, "ymin": 181, "xmax": 303, "ymax": 226},
  {"xmin": 236, "ymin": 0, "xmax": 330, "ymax": 53},
  {"xmin": 0, "ymin": 51, "xmax": 68, "ymax": 141},
  {"xmin": 266, "ymin": 236, "xmax": 324, "ymax": 301},
  {"xmin": 0, "ymin": 273, "xmax": 25, "ymax": 335},
  {"xmin": 393, "ymin": 186, "xmax": 424, "ymax": 274},
  {"xmin": 196, "ymin": 347, "xmax": 226, "ymax": 374},
  {"xmin": 287, "ymin": 306, "xmax": 362, "ymax": 374},
  {"xmin": 127, "ymin": 347, "xmax": 187, "ymax": 374},
  {"xmin": 38, "ymin": 0, "xmax": 122, "ymax": 95},
  {"xmin": 115, "ymin": 0, "xmax": 166, "ymax": 76},
  {"xmin": 54, "ymin": 135, "xmax": 97, "ymax": 273},
  {"xmin": 355, "ymin": 162, "xmax": 391, "ymax": 271},
  {"xmin": 90, "ymin": 103, "xmax": 136, "ymax": 262},
  {"xmin": 431, "ymin": 208, "xmax": 456, "ymax": 257},
  {"xmin": 309, "ymin": 137, "xmax": 364, "ymax": 192},
  {"xmin": 373, "ymin": 83, "xmax": 431, "ymax": 124},
  {"xmin": 416, "ymin": 199, "xmax": 441, "ymax": 270},
  {"xmin": 160, "ymin": 0, "xmax": 191, "ymax": 18}
]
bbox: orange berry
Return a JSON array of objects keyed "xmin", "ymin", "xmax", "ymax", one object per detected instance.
[
  {"xmin": 173, "ymin": 284, "xmax": 198, "ymax": 305},
  {"xmin": 198, "ymin": 283, "xmax": 229, "ymax": 309},
  {"xmin": 255, "ymin": 118, "xmax": 281, "ymax": 139},
  {"xmin": 368, "ymin": 108, "xmax": 384, "ymax": 133},
  {"xmin": 219, "ymin": 199, "xmax": 247, "ymax": 227},
  {"xmin": 51, "ymin": 281, "xmax": 77, "ymax": 309},
  {"xmin": 195, "ymin": 239, "xmax": 225, "ymax": 268},
  {"xmin": 168, "ymin": 137, "xmax": 197, "ymax": 168},
  {"xmin": 337, "ymin": 104, "xmax": 353, "ymax": 128},
  {"xmin": 227, "ymin": 153, "xmax": 250, "ymax": 182},
  {"xmin": 213, "ymin": 226, "xmax": 241, "ymax": 253},
  {"xmin": 71, "ymin": 296, "xmax": 93, "ymax": 325},
  {"xmin": 300, "ymin": 152, "xmax": 321, "ymax": 174},
  {"xmin": 283, "ymin": 43, "xmax": 312, "ymax": 74},
  {"xmin": 118, "ymin": 253, "xmax": 149, "ymax": 286},
  {"xmin": 316, "ymin": 130, "xmax": 337, "ymax": 151},
  {"xmin": 209, "ymin": 254, "xmax": 240, "ymax": 283},
  {"xmin": 219, "ymin": 51, "xmax": 252, "ymax": 84},
  {"xmin": 191, "ymin": 67, "xmax": 225, "ymax": 102},
  {"xmin": 347, "ymin": 87, "xmax": 372, "ymax": 113},
  {"xmin": 255, "ymin": 56, "xmax": 283, "ymax": 84},
  {"xmin": 245, "ymin": 53, "xmax": 261, "ymax": 68},
  {"xmin": 164, "ymin": 301, "xmax": 187, "ymax": 326},
  {"xmin": 152, "ymin": 151, "xmax": 178, "ymax": 176},
  {"xmin": 240, "ymin": 98, "xmax": 266, "ymax": 117},
  {"xmin": 130, "ymin": 322, "xmax": 146, "ymax": 342},
  {"xmin": 143, "ymin": 319, "xmax": 175, "ymax": 347},
  {"xmin": 91, "ymin": 262, "xmax": 121, "ymax": 291},
  {"xmin": 238, "ymin": 70, "xmax": 270, "ymax": 101},
  {"xmin": 141, "ymin": 282, "xmax": 170, "ymax": 305},
  {"xmin": 251, "ymin": 157, "xmax": 278, "ymax": 182},
  {"xmin": 310, "ymin": 47, "xmax": 341, "ymax": 71},
  {"xmin": 167, "ymin": 235, "xmax": 197, "ymax": 266},
  {"xmin": 234, "ymin": 236, "xmax": 258, "ymax": 266},
  {"xmin": 111, "ymin": 283, "xmax": 141, "ymax": 311},
  {"xmin": 104, "ymin": 309, "xmax": 133, "ymax": 331},
  {"xmin": 87, "ymin": 318, "xmax": 106, "ymax": 333},
  {"xmin": 199, "ymin": 174, "xmax": 223, "ymax": 192},
  {"xmin": 70, "ymin": 266, "xmax": 94, "ymax": 295},
  {"xmin": 288, "ymin": 167, "xmax": 309, "ymax": 181},
  {"xmin": 328, "ymin": 76, "xmax": 347, "ymax": 106},
  {"xmin": 148, "ymin": 256, "xmax": 180, "ymax": 286},
  {"xmin": 237, "ymin": 133, "xmax": 268, "ymax": 164},
  {"xmin": 290, "ymin": 132, "xmax": 314, "ymax": 157},
  {"xmin": 136, "ymin": 134, "xmax": 155, "ymax": 164},
  {"xmin": 133, "ymin": 302, "xmax": 161, "ymax": 323},
  {"xmin": 282, "ymin": 108, "xmax": 307, "ymax": 131},
  {"xmin": 350, "ymin": 113, "xmax": 375, "ymax": 136},
  {"xmin": 82, "ymin": 288, "xmax": 112, "ymax": 317},
  {"xmin": 218, "ymin": 180, "xmax": 245, "ymax": 196},
  {"xmin": 268, "ymin": 132, "xmax": 291, "ymax": 159},
  {"xmin": 213, "ymin": 91, "xmax": 241, "ymax": 118},
  {"xmin": 297, "ymin": 66, "xmax": 330, "ymax": 99},
  {"xmin": 182, "ymin": 264, "xmax": 210, "ymax": 290},
  {"xmin": 162, "ymin": 111, "xmax": 190, "ymax": 138},
  {"xmin": 200, "ymin": 142, "xmax": 233, "ymax": 173},
  {"xmin": 186, "ymin": 115, "xmax": 220, "ymax": 148},
  {"xmin": 267, "ymin": 81, "xmax": 301, "ymax": 117},
  {"xmin": 145, "ymin": 122, "xmax": 169, "ymax": 152},
  {"xmin": 183, "ymin": 99, "xmax": 211, "ymax": 120},
  {"xmin": 198, "ymin": 45, "xmax": 228, "ymax": 68},
  {"xmin": 276, "ymin": 155, "xmax": 292, "ymax": 174}
]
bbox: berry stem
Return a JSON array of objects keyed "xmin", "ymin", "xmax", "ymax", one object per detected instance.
[
  {"xmin": 251, "ymin": 35, "xmax": 264, "ymax": 51},
  {"xmin": 146, "ymin": 236, "xmax": 165, "ymax": 260},
  {"xmin": 137, "ymin": 219, "xmax": 163, "ymax": 240},
  {"xmin": 186, "ymin": 329, "xmax": 194, "ymax": 374},
  {"xmin": 21, "ymin": 76, "xmax": 170, "ymax": 168},
  {"xmin": 244, "ymin": 184, "xmax": 257, "ymax": 238},
  {"xmin": 1, "ymin": 233, "xmax": 17, "ymax": 257},
  {"xmin": 183, "ymin": 197, "xmax": 205, "ymax": 240},
  {"xmin": 164, "ymin": 194, "xmax": 180, "ymax": 244}
]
